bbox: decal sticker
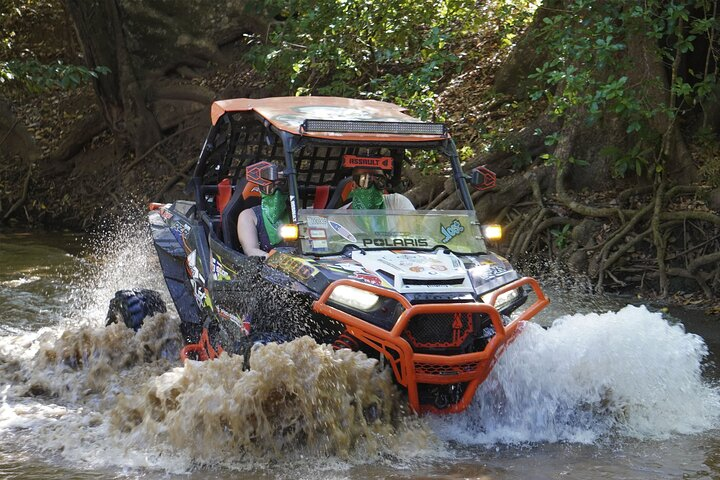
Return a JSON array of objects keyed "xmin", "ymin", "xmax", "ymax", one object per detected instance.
[
  {"xmin": 329, "ymin": 221, "xmax": 357, "ymax": 243},
  {"xmin": 159, "ymin": 207, "xmax": 173, "ymax": 220},
  {"xmin": 186, "ymin": 250, "xmax": 203, "ymax": 283},
  {"xmin": 273, "ymin": 106, "xmax": 375, "ymax": 128},
  {"xmin": 290, "ymin": 194, "xmax": 297, "ymax": 221},
  {"xmin": 342, "ymin": 154, "xmax": 393, "ymax": 170},
  {"xmin": 331, "ymin": 262, "xmax": 365, "ymax": 273},
  {"xmin": 311, "ymin": 240, "xmax": 328, "ymax": 250},
  {"xmin": 212, "ymin": 257, "xmax": 232, "ymax": 281},
  {"xmin": 307, "ymin": 216, "xmax": 329, "ymax": 228},
  {"xmin": 350, "ymin": 272, "xmax": 383, "ymax": 286},
  {"xmin": 217, "ymin": 307, "xmax": 249, "ymax": 335},
  {"xmin": 440, "ymin": 219, "xmax": 465, "ymax": 243},
  {"xmin": 245, "ymin": 161, "xmax": 275, "ymax": 189},
  {"xmin": 266, "ymin": 253, "xmax": 320, "ymax": 280},
  {"xmin": 472, "ymin": 261, "xmax": 508, "ymax": 279},
  {"xmin": 362, "ymin": 238, "xmax": 429, "ymax": 248},
  {"xmin": 192, "ymin": 281, "xmax": 212, "ymax": 309},
  {"xmin": 309, "ymin": 228, "xmax": 329, "ymax": 250},
  {"xmin": 309, "ymin": 228, "xmax": 327, "ymax": 239}
]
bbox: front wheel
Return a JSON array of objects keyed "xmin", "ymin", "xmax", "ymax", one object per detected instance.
[{"xmin": 105, "ymin": 289, "xmax": 167, "ymax": 331}]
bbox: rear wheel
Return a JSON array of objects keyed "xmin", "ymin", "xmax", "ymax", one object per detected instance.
[{"xmin": 105, "ymin": 289, "xmax": 167, "ymax": 331}]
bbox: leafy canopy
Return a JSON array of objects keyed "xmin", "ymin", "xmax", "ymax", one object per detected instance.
[
  {"xmin": 246, "ymin": 0, "xmax": 539, "ymax": 119},
  {"xmin": 529, "ymin": 0, "xmax": 718, "ymax": 177}
]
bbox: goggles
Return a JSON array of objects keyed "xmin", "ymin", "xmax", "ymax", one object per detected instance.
[
  {"xmin": 353, "ymin": 171, "xmax": 388, "ymax": 190},
  {"xmin": 259, "ymin": 178, "xmax": 288, "ymax": 195}
]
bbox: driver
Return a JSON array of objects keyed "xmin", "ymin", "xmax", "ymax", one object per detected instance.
[
  {"xmin": 344, "ymin": 168, "xmax": 415, "ymax": 210},
  {"xmin": 237, "ymin": 170, "xmax": 289, "ymax": 258}
]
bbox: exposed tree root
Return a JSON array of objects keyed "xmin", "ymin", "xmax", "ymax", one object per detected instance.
[
  {"xmin": 502, "ymin": 166, "xmax": 720, "ymax": 299},
  {"xmin": 44, "ymin": 111, "xmax": 107, "ymax": 164},
  {"xmin": 2, "ymin": 165, "xmax": 32, "ymax": 220},
  {"xmin": 125, "ymin": 124, "xmax": 205, "ymax": 172}
]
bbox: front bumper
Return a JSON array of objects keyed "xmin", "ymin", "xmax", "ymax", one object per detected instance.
[{"xmin": 313, "ymin": 276, "xmax": 549, "ymax": 413}]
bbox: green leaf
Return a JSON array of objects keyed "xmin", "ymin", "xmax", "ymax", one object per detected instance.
[{"xmin": 626, "ymin": 121, "xmax": 641, "ymax": 133}]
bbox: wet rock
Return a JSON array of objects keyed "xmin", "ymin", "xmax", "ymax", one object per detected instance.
[
  {"xmin": 572, "ymin": 219, "xmax": 602, "ymax": 247},
  {"xmin": 568, "ymin": 249, "xmax": 589, "ymax": 272}
]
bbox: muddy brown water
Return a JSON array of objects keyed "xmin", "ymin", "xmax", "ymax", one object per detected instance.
[{"xmin": 0, "ymin": 228, "xmax": 718, "ymax": 479}]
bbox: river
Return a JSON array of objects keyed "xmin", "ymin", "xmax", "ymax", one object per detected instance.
[{"xmin": 0, "ymin": 227, "xmax": 718, "ymax": 479}]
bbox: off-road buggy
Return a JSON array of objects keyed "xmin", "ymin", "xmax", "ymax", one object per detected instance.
[{"xmin": 107, "ymin": 96, "xmax": 549, "ymax": 414}]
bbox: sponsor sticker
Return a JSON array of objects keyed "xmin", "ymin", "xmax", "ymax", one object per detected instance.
[
  {"xmin": 361, "ymin": 238, "xmax": 429, "ymax": 248},
  {"xmin": 212, "ymin": 257, "xmax": 232, "ymax": 281},
  {"xmin": 266, "ymin": 252, "xmax": 320, "ymax": 280},
  {"xmin": 307, "ymin": 216, "xmax": 329, "ymax": 228},
  {"xmin": 311, "ymin": 239, "xmax": 328, "ymax": 250},
  {"xmin": 329, "ymin": 221, "xmax": 358, "ymax": 243},
  {"xmin": 342, "ymin": 154, "xmax": 393, "ymax": 170},
  {"xmin": 351, "ymin": 272, "xmax": 382, "ymax": 286},
  {"xmin": 440, "ymin": 219, "xmax": 465, "ymax": 243},
  {"xmin": 309, "ymin": 228, "xmax": 327, "ymax": 239}
]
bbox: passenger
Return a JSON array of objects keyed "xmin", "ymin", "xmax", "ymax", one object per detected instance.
[
  {"xmin": 344, "ymin": 168, "xmax": 415, "ymax": 210},
  {"xmin": 237, "ymin": 175, "xmax": 289, "ymax": 258}
]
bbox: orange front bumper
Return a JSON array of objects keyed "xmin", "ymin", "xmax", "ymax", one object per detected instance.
[{"xmin": 312, "ymin": 276, "xmax": 549, "ymax": 414}]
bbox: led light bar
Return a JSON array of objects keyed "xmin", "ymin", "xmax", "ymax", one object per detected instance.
[{"xmin": 301, "ymin": 119, "xmax": 447, "ymax": 136}]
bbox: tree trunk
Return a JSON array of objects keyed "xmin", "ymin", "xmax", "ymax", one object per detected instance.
[{"xmin": 64, "ymin": 0, "xmax": 161, "ymax": 158}]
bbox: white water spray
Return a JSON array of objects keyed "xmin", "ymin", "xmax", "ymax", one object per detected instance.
[
  {"xmin": 1, "ymin": 220, "xmax": 719, "ymax": 477},
  {"xmin": 430, "ymin": 305, "xmax": 720, "ymax": 444}
]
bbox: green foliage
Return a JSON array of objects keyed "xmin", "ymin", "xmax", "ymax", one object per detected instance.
[
  {"xmin": 245, "ymin": 0, "xmax": 539, "ymax": 119},
  {"xmin": 529, "ymin": 0, "xmax": 719, "ymax": 177},
  {"xmin": 550, "ymin": 223, "xmax": 572, "ymax": 249},
  {"xmin": 0, "ymin": 59, "xmax": 110, "ymax": 92},
  {"xmin": 1, "ymin": 0, "xmax": 110, "ymax": 92},
  {"xmin": 602, "ymin": 144, "xmax": 654, "ymax": 178}
]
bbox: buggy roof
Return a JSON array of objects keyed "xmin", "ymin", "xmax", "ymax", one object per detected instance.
[{"xmin": 210, "ymin": 96, "xmax": 448, "ymax": 142}]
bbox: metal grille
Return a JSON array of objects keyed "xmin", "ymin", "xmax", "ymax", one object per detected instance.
[
  {"xmin": 402, "ymin": 312, "xmax": 490, "ymax": 352},
  {"xmin": 415, "ymin": 362, "xmax": 480, "ymax": 376}
]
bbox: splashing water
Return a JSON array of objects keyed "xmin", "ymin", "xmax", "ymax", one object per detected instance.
[
  {"xmin": 110, "ymin": 336, "xmax": 434, "ymax": 465},
  {"xmin": 1, "ymin": 224, "xmax": 719, "ymax": 477},
  {"xmin": 67, "ymin": 219, "xmax": 170, "ymax": 327},
  {"xmin": 0, "ymin": 316, "xmax": 435, "ymax": 473},
  {"xmin": 430, "ymin": 305, "xmax": 720, "ymax": 445}
]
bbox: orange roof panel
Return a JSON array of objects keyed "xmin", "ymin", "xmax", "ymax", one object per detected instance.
[{"xmin": 210, "ymin": 96, "xmax": 448, "ymax": 142}]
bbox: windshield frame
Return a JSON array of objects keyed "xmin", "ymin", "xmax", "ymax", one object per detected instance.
[{"xmin": 278, "ymin": 132, "xmax": 475, "ymax": 222}]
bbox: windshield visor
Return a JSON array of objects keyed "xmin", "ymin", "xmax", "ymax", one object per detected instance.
[{"xmin": 298, "ymin": 209, "xmax": 487, "ymax": 255}]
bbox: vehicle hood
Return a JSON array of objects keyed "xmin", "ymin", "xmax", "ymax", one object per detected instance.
[{"xmin": 266, "ymin": 249, "xmax": 520, "ymax": 299}]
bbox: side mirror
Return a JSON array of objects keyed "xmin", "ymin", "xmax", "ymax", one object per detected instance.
[{"xmin": 470, "ymin": 166, "xmax": 496, "ymax": 191}]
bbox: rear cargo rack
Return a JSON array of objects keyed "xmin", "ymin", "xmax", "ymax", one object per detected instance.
[{"xmin": 300, "ymin": 119, "xmax": 447, "ymax": 136}]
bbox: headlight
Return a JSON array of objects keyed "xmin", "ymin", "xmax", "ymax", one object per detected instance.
[
  {"xmin": 279, "ymin": 223, "xmax": 299, "ymax": 241},
  {"xmin": 481, "ymin": 288, "xmax": 518, "ymax": 308},
  {"xmin": 329, "ymin": 285, "xmax": 380, "ymax": 311},
  {"xmin": 482, "ymin": 224, "xmax": 503, "ymax": 241}
]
